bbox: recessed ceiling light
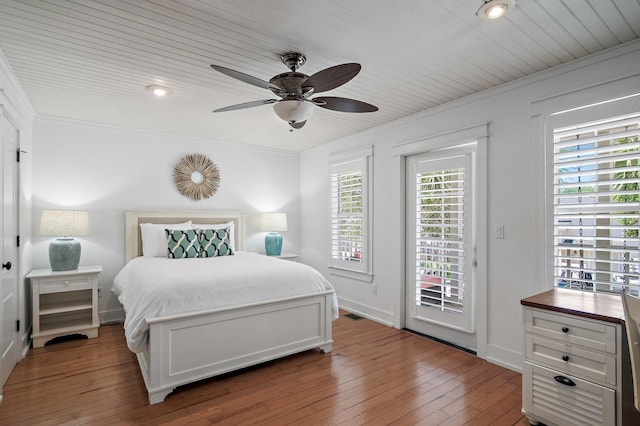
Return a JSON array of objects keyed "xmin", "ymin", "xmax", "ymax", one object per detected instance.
[
  {"xmin": 476, "ymin": 0, "xmax": 515, "ymax": 20},
  {"xmin": 146, "ymin": 85, "xmax": 170, "ymax": 97}
]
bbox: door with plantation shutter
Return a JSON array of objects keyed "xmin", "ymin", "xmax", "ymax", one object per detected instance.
[{"xmin": 405, "ymin": 149, "xmax": 475, "ymax": 335}]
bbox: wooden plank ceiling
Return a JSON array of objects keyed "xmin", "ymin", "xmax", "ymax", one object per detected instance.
[{"xmin": 0, "ymin": 0, "xmax": 638, "ymax": 151}]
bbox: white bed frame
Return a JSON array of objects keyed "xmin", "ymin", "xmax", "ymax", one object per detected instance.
[{"xmin": 124, "ymin": 210, "xmax": 333, "ymax": 404}]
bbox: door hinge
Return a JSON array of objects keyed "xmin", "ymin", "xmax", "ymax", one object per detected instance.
[
  {"xmin": 16, "ymin": 319, "xmax": 20, "ymax": 332},
  {"xmin": 16, "ymin": 149, "xmax": 20, "ymax": 162},
  {"xmin": 16, "ymin": 235, "xmax": 20, "ymax": 247}
]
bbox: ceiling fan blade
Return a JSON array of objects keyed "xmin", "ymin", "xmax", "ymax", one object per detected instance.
[
  {"xmin": 303, "ymin": 63, "xmax": 361, "ymax": 93},
  {"xmin": 211, "ymin": 64, "xmax": 281, "ymax": 91},
  {"xmin": 213, "ymin": 99, "xmax": 278, "ymax": 113},
  {"xmin": 312, "ymin": 96, "xmax": 378, "ymax": 113},
  {"xmin": 289, "ymin": 120, "xmax": 307, "ymax": 129}
]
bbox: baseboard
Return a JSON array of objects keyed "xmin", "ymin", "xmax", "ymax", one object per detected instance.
[
  {"xmin": 20, "ymin": 326, "xmax": 32, "ymax": 358},
  {"xmin": 337, "ymin": 296, "xmax": 395, "ymax": 327},
  {"xmin": 485, "ymin": 343, "xmax": 523, "ymax": 373},
  {"xmin": 100, "ymin": 308, "xmax": 125, "ymax": 324}
]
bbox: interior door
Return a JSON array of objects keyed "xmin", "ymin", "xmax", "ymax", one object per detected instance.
[{"xmin": 1, "ymin": 113, "xmax": 19, "ymax": 389}]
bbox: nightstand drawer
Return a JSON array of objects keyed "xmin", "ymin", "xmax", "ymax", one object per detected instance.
[
  {"xmin": 525, "ymin": 308, "xmax": 617, "ymax": 354},
  {"xmin": 38, "ymin": 276, "xmax": 92, "ymax": 294},
  {"xmin": 525, "ymin": 334, "xmax": 616, "ymax": 386}
]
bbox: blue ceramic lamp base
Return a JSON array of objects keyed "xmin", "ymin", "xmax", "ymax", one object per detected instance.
[
  {"xmin": 265, "ymin": 232, "xmax": 283, "ymax": 256},
  {"xmin": 49, "ymin": 238, "xmax": 81, "ymax": 271}
]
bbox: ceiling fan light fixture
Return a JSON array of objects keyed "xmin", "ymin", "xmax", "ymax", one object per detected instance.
[
  {"xmin": 210, "ymin": 51, "xmax": 377, "ymax": 128},
  {"xmin": 146, "ymin": 84, "xmax": 170, "ymax": 97},
  {"xmin": 273, "ymin": 100, "xmax": 314, "ymax": 124},
  {"xmin": 476, "ymin": 0, "xmax": 515, "ymax": 20}
]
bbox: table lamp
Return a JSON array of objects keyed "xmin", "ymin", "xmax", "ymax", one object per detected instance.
[
  {"xmin": 260, "ymin": 212, "xmax": 288, "ymax": 256},
  {"xmin": 39, "ymin": 209, "xmax": 89, "ymax": 271}
]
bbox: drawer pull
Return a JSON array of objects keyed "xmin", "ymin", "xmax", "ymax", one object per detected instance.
[
  {"xmin": 562, "ymin": 355, "xmax": 570, "ymax": 362},
  {"xmin": 554, "ymin": 375, "xmax": 576, "ymax": 387},
  {"xmin": 561, "ymin": 327, "xmax": 569, "ymax": 333}
]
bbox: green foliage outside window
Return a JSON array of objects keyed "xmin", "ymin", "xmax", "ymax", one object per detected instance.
[
  {"xmin": 419, "ymin": 172, "xmax": 450, "ymax": 238},
  {"xmin": 612, "ymin": 136, "xmax": 639, "ymax": 238},
  {"xmin": 418, "ymin": 171, "xmax": 454, "ymax": 278}
]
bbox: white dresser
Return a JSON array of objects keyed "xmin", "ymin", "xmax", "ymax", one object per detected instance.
[
  {"xmin": 521, "ymin": 288, "xmax": 640, "ymax": 426},
  {"xmin": 27, "ymin": 265, "xmax": 102, "ymax": 348}
]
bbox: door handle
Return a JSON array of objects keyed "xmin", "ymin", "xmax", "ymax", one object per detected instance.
[{"xmin": 2, "ymin": 261, "xmax": 12, "ymax": 270}]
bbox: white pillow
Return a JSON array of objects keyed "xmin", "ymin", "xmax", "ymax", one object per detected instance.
[
  {"xmin": 193, "ymin": 221, "xmax": 236, "ymax": 253},
  {"xmin": 140, "ymin": 221, "xmax": 192, "ymax": 257}
]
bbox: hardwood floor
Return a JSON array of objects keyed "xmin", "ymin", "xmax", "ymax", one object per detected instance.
[{"xmin": 0, "ymin": 312, "xmax": 530, "ymax": 425}]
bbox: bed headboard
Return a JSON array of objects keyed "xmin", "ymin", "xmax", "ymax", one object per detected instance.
[{"xmin": 125, "ymin": 210, "xmax": 244, "ymax": 262}]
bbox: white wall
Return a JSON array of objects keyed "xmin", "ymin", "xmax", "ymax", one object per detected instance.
[
  {"xmin": 32, "ymin": 118, "xmax": 301, "ymax": 322},
  {"xmin": 300, "ymin": 40, "xmax": 640, "ymax": 370}
]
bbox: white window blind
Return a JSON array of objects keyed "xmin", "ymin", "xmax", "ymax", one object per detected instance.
[
  {"xmin": 330, "ymin": 157, "xmax": 369, "ymax": 274},
  {"xmin": 553, "ymin": 112, "xmax": 640, "ymax": 294},
  {"xmin": 413, "ymin": 155, "xmax": 468, "ymax": 317}
]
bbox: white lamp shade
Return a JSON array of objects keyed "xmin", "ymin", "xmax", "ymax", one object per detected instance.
[
  {"xmin": 260, "ymin": 213, "xmax": 288, "ymax": 232},
  {"xmin": 273, "ymin": 100, "xmax": 314, "ymax": 123},
  {"xmin": 40, "ymin": 210, "xmax": 89, "ymax": 237}
]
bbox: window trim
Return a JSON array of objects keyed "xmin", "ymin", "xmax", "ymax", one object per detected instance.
[
  {"xmin": 393, "ymin": 123, "xmax": 488, "ymax": 338},
  {"xmin": 328, "ymin": 146, "xmax": 373, "ymax": 281},
  {"xmin": 391, "ymin": 122, "xmax": 487, "ymax": 354}
]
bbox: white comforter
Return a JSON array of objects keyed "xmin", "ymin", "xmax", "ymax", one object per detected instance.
[{"xmin": 112, "ymin": 252, "xmax": 338, "ymax": 353}]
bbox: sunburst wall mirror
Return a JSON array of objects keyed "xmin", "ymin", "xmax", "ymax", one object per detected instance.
[{"xmin": 173, "ymin": 154, "xmax": 220, "ymax": 201}]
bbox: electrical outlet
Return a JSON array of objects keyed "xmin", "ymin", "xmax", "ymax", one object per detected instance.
[{"xmin": 496, "ymin": 225, "xmax": 504, "ymax": 239}]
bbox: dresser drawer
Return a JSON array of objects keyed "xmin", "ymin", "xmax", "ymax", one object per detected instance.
[
  {"xmin": 523, "ymin": 361, "xmax": 615, "ymax": 426},
  {"xmin": 38, "ymin": 276, "xmax": 92, "ymax": 294},
  {"xmin": 525, "ymin": 308, "xmax": 617, "ymax": 355},
  {"xmin": 525, "ymin": 334, "xmax": 616, "ymax": 386}
]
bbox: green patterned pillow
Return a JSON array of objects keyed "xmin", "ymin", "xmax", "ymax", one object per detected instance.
[
  {"xmin": 166, "ymin": 229, "xmax": 200, "ymax": 258},
  {"xmin": 198, "ymin": 227, "xmax": 234, "ymax": 257}
]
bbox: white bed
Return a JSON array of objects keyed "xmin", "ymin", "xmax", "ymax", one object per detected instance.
[{"xmin": 115, "ymin": 210, "xmax": 336, "ymax": 404}]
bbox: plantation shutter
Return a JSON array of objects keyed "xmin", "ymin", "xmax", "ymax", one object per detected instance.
[
  {"xmin": 553, "ymin": 112, "xmax": 640, "ymax": 294},
  {"xmin": 330, "ymin": 157, "xmax": 368, "ymax": 273},
  {"xmin": 413, "ymin": 154, "xmax": 468, "ymax": 316}
]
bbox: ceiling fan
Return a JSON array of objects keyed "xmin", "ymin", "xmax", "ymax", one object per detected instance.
[{"xmin": 210, "ymin": 52, "xmax": 378, "ymax": 129}]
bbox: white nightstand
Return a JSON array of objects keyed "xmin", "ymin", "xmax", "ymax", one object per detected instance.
[{"xmin": 27, "ymin": 265, "xmax": 102, "ymax": 348}]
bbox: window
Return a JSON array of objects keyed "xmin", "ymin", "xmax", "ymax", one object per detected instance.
[
  {"xmin": 329, "ymin": 147, "xmax": 372, "ymax": 278},
  {"xmin": 551, "ymin": 111, "xmax": 639, "ymax": 294}
]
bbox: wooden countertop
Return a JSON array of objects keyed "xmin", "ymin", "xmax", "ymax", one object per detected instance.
[{"xmin": 521, "ymin": 288, "xmax": 626, "ymax": 325}]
